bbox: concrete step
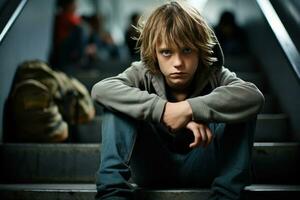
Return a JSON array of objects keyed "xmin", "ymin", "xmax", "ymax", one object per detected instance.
[
  {"xmin": 243, "ymin": 184, "xmax": 300, "ymax": 200},
  {"xmin": 225, "ymin": 54, "xmax": 258, "ymax": 72},
  {"xmin": 0, "ymin": 143, "xmax": 100, "ymax": 183},
  {"xmin": 0, "ymin": 184, "xmax": 97, "ymax": 200},
  {"xmin": 252, "ymin": 142, "xmax": 300, "ymax": 184},
  {"xmin": 74, "ymin": 114, "xmax": 288, "ymax": 143},
  {"xmin": 70, "ymin": 60, "xmax": 130, "ymax": 91},
  {"xmin": 76, "ymin": 116, "xmax": 101, "ymax": 143},
  {"xmin": 1, "ymin": 142, "xmax": 299, "ymax": 184},
  {"xmin": 260, "ymin": 93, "xmax": 280, "ymax": 114},
  {"xmin": 71, "ymin": 69, "xmax": 116, "ymax": 91},
  {"xmin": 236, "ymin": 72, "xmax": 266, "ymax": 92},
  {"xmin": 255, "ymin": 113, "xmax": 288, "ymax": 142},
  {"xmin": 0, "ymin": 183, "xmax": 299, "ymax": 200}
]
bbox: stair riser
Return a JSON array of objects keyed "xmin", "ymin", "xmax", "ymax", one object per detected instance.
[
  {"xmin": 244, "ymin": 191, "xmax": 300, "ymax": 200},
  {"xmin": 0, "ymin": 191, "xmax": 95, "ymax": 200},
  {"xmin": 0, "ymin": 144, "xmax": 100, "ymax": 183},
  {"xmin": 136, "ymin": 190, "xmax": 211, "ymax": 200},
  {"xmin": 255, "ymin": 116, "xmax": 288, "ymax": 142},
  {"xmin": 75, "ymin": 116, "xmax": 288, "ymax": 143},
  {"xmin": 252, "ymin": 145, "xmax": 300, "ymax": 183},
  {"xmin": 260, "ymin": 95, "xmax": 279, "ymax": 114},
  {"xmin": 76, "ymin": 117, "xmax": 101, "ymax": 143}
]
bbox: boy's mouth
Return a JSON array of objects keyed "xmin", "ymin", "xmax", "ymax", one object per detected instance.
[{"xmin": 169, "ymin": 72, "xmax": 188, "ymax": 78}]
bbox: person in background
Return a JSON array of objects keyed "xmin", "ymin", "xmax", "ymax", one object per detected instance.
[
  {"xmin": 214, "ymin": 11, "xmax": 248, "ymax": 56},
  {"xmin": 49, "ymin": 0, "xmax": 86, "ymax": 71},
  {"xmin": 92, "ymin": 1, "xmax": 264, "ymax": 200},
  {"xmin": 83, "ymin": 14, "xmax": 120, "ymax": 64}
]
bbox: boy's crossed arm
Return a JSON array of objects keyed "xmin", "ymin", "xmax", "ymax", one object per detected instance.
[{"xmin": 162, "ymin": 101, "xmax": 213, "ymax": 148}]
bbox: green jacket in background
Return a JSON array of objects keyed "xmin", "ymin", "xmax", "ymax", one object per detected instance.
[{"xmin": 4, "ymin": 60, "xmax": 95, "ymax": 142}]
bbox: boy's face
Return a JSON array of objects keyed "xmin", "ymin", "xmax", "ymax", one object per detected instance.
[{"xmin": 156, "ymin": 41, "xmax": 199, "ymax": 91}]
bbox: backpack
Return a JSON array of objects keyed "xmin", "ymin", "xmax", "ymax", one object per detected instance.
[{"xmin": 3, "ymin": 60, "xmax": 95, "ymax": 142}]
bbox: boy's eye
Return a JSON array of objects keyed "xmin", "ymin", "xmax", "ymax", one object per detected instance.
[
  {"xmin": 161, "ymin": 50, "xmax": 172, "ymax": 57},
  {"xmin": 182, "ymin": 48, "xmax": 192, "ymax": 54}
]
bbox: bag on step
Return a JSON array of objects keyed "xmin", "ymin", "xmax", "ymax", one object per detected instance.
[{"xmin": 3, "ymin": 60, "xmax": 95, "ymax": 142}]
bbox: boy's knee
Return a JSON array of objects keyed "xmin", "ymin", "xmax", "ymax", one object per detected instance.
[
  {"xmin": 101, "ymin": 109, "xmax": 139, "ymax": 140},
  {"xmin": 103, "ymin": 109, "xmax": 135, "ymax": 126}
]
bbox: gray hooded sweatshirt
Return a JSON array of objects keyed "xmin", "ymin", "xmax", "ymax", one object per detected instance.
[{"xmin": 91, "ymin": 43, "xmax": 264, "ymax": 124}]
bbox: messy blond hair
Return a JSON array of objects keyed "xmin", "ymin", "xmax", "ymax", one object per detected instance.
[{"xmin": 136, "ymin": 0, "xmax": 217, "ymax": 73}]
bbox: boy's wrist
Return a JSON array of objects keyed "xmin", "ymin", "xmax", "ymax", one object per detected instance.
[{"xmin": 181, "ymin": 100, "xmax": 193, "ymax": 120}]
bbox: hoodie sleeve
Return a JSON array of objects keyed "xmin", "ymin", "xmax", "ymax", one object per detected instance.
[
  {"xmin": 91, "ymin": 63, "xmax": 167, "ymax": 123},
  {"xmin": 187, "ymin": 66, "xmax": 265, "ymax": 123}
]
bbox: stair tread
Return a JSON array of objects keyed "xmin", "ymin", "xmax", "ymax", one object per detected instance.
[
  {"xmin": 0, "ymin": 183, "xmax": 96, "ymax": 191},
  {"xmin": 1, "ymin": 142, "xmax": 299, "ymax": 147},
  {"xmin": 257, "ymin": 113, "xmax": 288, "ymax": 119},
  {"xmin": 1, "ymin": 142, "xmax": 299, "ymax": 149},
  {"xmin": 246, "ymin": 184, "xmax": 300, "ymax": 191},
  {"xmin": 1, "ymin": 183, "xmax": 300, "ymax": 192},
  {"xmin": 254, "ymin": 142, "xmax": 300, "ymax": 147}
]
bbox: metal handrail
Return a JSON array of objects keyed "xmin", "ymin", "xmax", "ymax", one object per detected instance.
[
  {"xmin": 0, "ymin": 0, "xmax": 27, "ymax": 44},
  {"xmin": 256, "ymin": 0, "xmax": 300, "ymax": 80}
]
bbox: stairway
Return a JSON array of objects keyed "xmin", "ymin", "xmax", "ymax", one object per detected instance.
[
  {"xmin": 1, "ymin": 54, "xmax": 300, "ymax": 199},
  {"xmin": 226, "ymin": 53, "xmax": 300, "ymax": 185},
  {"xmin": 0, "ymin": 142, "xmax": 300, "ymax": 199}
]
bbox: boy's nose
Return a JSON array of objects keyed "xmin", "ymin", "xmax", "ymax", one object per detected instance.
[{"xmin": 172, "ymin": 53, "xmax": 183, "ymax": 68}]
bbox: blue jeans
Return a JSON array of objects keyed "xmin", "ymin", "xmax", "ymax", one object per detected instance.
[{"xmin": 95, "ymin": 110, "xmax": 256, "ymax": 200}]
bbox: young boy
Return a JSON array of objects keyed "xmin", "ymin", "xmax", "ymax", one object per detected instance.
[{"xmin": 91, "ymin": 1, "xmax": 264, "ymax": 200}]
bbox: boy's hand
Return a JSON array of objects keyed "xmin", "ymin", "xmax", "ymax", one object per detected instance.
[
  {"xmin": 162, "ymin": 101, "xmax": 192, "ymax": 132},
  {"xmin": 186, "ymin": 121, "xmax": 213, "ymax": 148}
]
